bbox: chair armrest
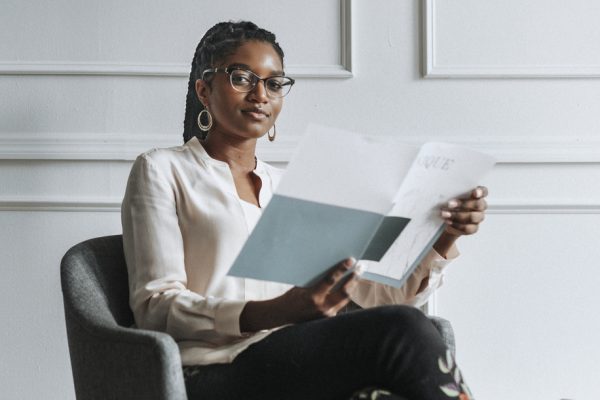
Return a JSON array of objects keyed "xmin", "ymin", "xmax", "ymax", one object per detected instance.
[
  {"xmin": 65, "ymin": 309, "xmax": 187, "ymax": 400},
  {"xmin": 427, "ymin": 315, "xmax": 456, "ymax": 356}
]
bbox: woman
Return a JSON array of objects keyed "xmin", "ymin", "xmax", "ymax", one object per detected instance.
[{"xmin": 122, "ymin": 21, "xmax": 487, "ymax": 400}]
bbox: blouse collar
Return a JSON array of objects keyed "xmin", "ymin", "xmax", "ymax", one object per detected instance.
[{"xmin": 186, "ymin": 136, "xmax": 267, "ymax": 175}]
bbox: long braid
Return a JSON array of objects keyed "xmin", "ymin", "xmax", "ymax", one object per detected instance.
[
  {"xmin": 182, "ymin": 21, "xmax": 285, "ymax": 143},
  {"xmin": 183, "ymin": 40, "xmax": 206, "ymax": 143}
]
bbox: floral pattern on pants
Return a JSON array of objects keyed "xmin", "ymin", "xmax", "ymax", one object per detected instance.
[{"xmin": 438, "ymin": 349, "xmax": 474, "ymax": 399}]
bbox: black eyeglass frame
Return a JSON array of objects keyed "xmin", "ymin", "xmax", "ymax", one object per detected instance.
[{"xmin": 201, "ymin": 67, "xmax": 295, "ymax": 98}]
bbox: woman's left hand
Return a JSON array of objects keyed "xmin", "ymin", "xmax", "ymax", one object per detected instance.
[
  {"xmin": 433, "ymin": 186, "xmax": 488, "ymax": 257},
  {"xmin": 440, "ymin": 186, "xmax": 488, "ymax": 237}
]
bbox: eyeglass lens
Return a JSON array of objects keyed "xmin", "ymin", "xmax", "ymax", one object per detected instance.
[{"xmin": 229, "ymin": 70, "xmax": 293, "ymax": 97}]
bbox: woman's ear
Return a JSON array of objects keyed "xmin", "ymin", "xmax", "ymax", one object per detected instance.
[{"xmin": 195, "ymin": 79, "xmax": 211, "ymax": 108}]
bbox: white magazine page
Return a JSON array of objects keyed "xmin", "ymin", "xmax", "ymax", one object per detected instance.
[
  {"xmin": 276, "ymin": 124, "xmax": 419, "ymax": 214},
  {"xmin": 360, "ymin": 142, "xmax": 496, "ymax": 286},
  {"xmin": 228, "ymin": 125, "xmax": 423, "ymax": 286}
]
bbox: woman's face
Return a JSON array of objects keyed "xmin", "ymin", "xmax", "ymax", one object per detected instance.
[{"xmin": 196, "ymin": 40, "xmax": 284, "ymax": 141}]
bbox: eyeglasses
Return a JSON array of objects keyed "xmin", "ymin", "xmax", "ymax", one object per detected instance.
[{"xmin": 201, "ymin": 67, "xmax": 295, "ymax": 98}]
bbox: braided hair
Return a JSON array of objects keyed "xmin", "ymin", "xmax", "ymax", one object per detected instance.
[{"xmin": 183, "ymin": 21, "xmax": 285, "ymax": 143}]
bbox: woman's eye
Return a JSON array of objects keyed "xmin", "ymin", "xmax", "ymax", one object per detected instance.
[
  {"xmin": 232, "ymin": 74, "xmax": 252, "ymax": 85},
  {"xmin": 267, "ymin": 79, "xmax": 284, "ymax": 91}
]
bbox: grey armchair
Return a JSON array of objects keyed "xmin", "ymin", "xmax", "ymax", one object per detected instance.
[
  {"xmin": 61, "ymin": 235, "xmax": 186, "ymax": 400},
  {"xmin": 61, "ymin": 235, "xmax": 455, "ymax": 400}
]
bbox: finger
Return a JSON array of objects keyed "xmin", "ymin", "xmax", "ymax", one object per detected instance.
[
  {"xmin": 316, "ymin": 258, "xmax": 354, "ymax": 292},
  {"xmin": 463, "ymin": 198, "xmax": 487, "ymax": 211},
  {"xmin": 445, "ymin": 198, "xmax": 487, "ymax": 212},
  {"xmin": 446, "ymin": 222, "xmax": 479, "ymax": 235},
  {"xmin": 446, "ymin": 198, "xmax": 461, "ymax": 210},
  {"xmin": 447, "ymin": 186, "xmax": 489, "ymax": 208},
  {"xmin": 327, "ymin": 278, "xmax": 359, "ymax": 315},
  {"xmin": 471, "ymin": 186, "xmax": 488, "ymax": 199},
  {"xmin": 442, "ymin": 210, "xmax": 485, "ymax": 224},
  {"xmin": 327, "ymin": 272, "xmax": 358, "ymax": 304},
  {"xmin": 329, "ymin": 270, "xmax": 358, "ymax": 296},
  {"xmin": 328, "ymin": 297, "xmax": 353, "ymax": 316}
]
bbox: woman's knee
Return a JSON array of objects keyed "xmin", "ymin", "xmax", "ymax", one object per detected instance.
[
  {"xmin": 363, "ymin": 305, "xmax": 428, "ymax": 327},
  {"xmin": 357, "ymin": 305, "xmax": 440, "ymax": 342}
]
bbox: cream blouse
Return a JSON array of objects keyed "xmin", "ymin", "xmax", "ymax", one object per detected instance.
[{"xmin": 121, "ymin": 137, "xmax": 458, "ymax": 366}]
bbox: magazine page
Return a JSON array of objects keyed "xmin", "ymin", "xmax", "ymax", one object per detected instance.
[
  {"xmin": 359, "ymin": 142, "xmax": 496, "ymax": 287},
  {"xmin": 227, "ymin": 124, "xmax": 419, "ymax": 287}
]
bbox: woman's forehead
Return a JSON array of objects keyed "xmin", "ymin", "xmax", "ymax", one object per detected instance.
[{"xmin": 220, "ymin": 41, "xmax": 283, "ymax": 75}]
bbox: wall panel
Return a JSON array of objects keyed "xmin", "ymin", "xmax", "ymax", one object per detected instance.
[
  {"xmin": 436, "ymin": 212, "xmax": 600, "ymax": 400},
  {"xmin": 0, "ymin": 0, "xmax": 351, "ymax": 78},
  {"xmin": 1, "ymin": 1, "xmax": 599, "ymax": 399},
  {"xmin": 424, "ymin": 0, "xmax": 600, "ymax": 77}
]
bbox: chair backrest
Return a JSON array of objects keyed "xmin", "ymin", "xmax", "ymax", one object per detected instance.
[
  {"xmin": 61, "ymin": 235, "xmax": 187, "ymax": 400},
  {"xmin": 61, "ymin": 234, "xmax": 133, "ymax": 332}
]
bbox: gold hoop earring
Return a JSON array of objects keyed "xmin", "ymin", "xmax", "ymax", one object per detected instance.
[
  {"xmin": 197, "ymin": 109, "xmax": 213, "ymax": 132},
  {"xmin": 268, "ymin": 124, "xmax": 276, "ymax": 142}
]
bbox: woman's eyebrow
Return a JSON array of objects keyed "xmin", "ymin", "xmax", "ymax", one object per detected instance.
[
  {"xmin": 227, "ymin": 62, "xmax": 251, "ymax": 70},
  {"xmin": 227, "ymin": 63, "xmax": 285, "ymax": 76}
]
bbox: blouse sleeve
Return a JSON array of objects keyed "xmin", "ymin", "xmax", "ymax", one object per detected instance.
[
  {"xmin": 121, "ymin": 154, "xmax": 248, "ymax": 340},
  {"xmin": 349, "ymin": 245, "xmax": 459, "ymax": 309}
]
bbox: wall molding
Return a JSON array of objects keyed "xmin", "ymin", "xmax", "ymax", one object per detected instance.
[
  {"xmin": 0, "ymin": 133, "xmax": 179, "ymax": 161},
  {"xmin": 423, "ymin": 0, "xmax": 600, "ymax": 78},
  {"xmin": 340, "ymin": 0, "xmax": 352, "ymax": 76},
  {"xmin": 0, "ymin": 197, "xmax": 122, "ymax": 212},
  {"xmin": 1, "ymin": 196, "xmax": 599, "ymax": 213},
  {"xmin": 0, "ymin": 1, "xmax": 352, "ymax": 79},
  {"xmin": 0, "ymin": 133, "xmax": 299, "ymax": 163},
  {"xmin": 487, "ymin": 202, "xmax": 600, "ymax": 215},
  {"xmin": 0, "ymin": 62, "xmax": 353, "ymax": 79},
  {"xmin": 2, "ymin": 132, "xmax": 600, "ymax": 163}
]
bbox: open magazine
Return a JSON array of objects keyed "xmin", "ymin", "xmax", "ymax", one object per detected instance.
[{"xmin": 227, "ymin": 124, "xmax": 496, "ymax": 288}]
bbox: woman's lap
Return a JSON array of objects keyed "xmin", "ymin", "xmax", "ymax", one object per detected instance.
[{"xmin": 183, "ymin": 305, "xmax": 470, "ymax": 400}]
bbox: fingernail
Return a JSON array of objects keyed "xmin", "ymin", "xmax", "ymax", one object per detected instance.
[
  {"xmin": 355, "ymin": 262, "xmax": 366, "ymax": 275},
  {"xmin": 441, "ymin": 210, "xmax": 452, "ymax": 218},
  {"xmin": 345, "ymin": 257, "xmax": 356, "ymax": 267},
  {"xmin": 474, "ymin": 188, "xmax": 483, "ymax": 198},
  {"xmin": 447, "ymin": 199, "xmax": 459, "ymax": 209}
]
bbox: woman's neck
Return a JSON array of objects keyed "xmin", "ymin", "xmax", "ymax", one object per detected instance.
[{"xmin": 201, "ymin": 133, "xmax": 258, "ymax": 173}]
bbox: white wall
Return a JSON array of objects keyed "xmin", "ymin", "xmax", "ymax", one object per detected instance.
[{"xmin": 1, "ymin": 1, "xmax": 599, "ymax": 399}]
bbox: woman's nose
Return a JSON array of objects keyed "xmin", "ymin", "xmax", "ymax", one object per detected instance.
[{"xmin": 248, "ymin": 80, "xmax": 269, "ymax": 102}]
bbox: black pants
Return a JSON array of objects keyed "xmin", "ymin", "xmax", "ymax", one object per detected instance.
[{"xmin": 183, "ymin": 305, "xmax": 472, "ymax": 400}]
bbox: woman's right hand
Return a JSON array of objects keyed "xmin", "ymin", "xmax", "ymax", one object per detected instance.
[
  {"xmin": 277, "ymin": 258, "xmax": 360, "ymax": 323},
  {"xmin": 240, "ymin": 258, "xmax": 360, "ymax": 332}
]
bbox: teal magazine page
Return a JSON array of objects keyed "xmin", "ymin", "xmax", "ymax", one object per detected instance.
[{"xmin": 227, "ymin": 124, "xmax": 496, "ymax": 288}]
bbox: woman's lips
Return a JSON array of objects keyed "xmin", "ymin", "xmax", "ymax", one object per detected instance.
[{"xmin": 242, "ymin": 108, "xmax": 269, "ymax": 120}]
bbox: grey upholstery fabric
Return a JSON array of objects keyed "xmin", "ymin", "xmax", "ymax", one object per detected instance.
[
  {"xmin": 61, "ymin": 235, "xmax": 455, "ymax": 400},
  {"xmin": 61, "ymin": 235, "xmax": 187, "ymax": 400},
  {"xmin": 428, "ymin": 315, "xmax": 456, "ymax": 356}
]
